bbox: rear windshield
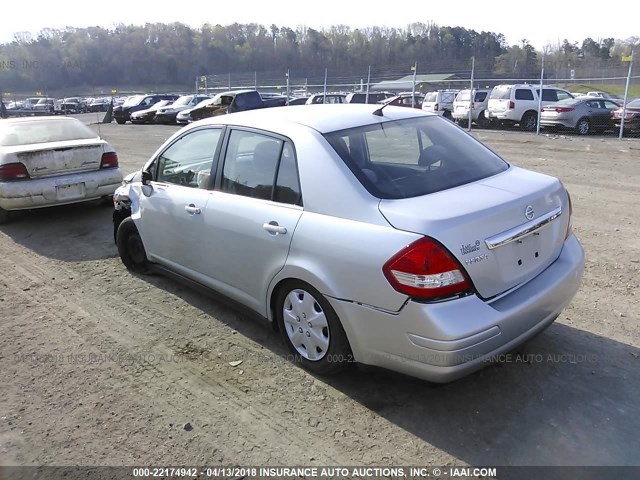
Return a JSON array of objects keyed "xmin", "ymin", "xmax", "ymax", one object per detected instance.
[
  {"xmin": 423, "ymin": 92, "xmax": 437, "ymax": 102},
  {"xmin": 324, "ymin": 116, "xmax": 508, "ymax": 199},
  {"xmin": 456, "ymin": 91, "xmax": 471, "ymax": 102},
  {"xmin": 0, "ymin": 119, "xmax": 98, "ymax": 146},
  {"xmin": 489, "ymin": 86, "xmax": 512, "ymax": 100}
]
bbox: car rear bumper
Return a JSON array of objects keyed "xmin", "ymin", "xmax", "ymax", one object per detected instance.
[
  {"xmin": 328, "ymin": 234, "xmax": 585, "ymax": 383},
  {"xmin": 540, "ymin": 118, "xmax": 574, "ymax": 129},
  {"xmin": 0, "ymin": 169, "xmax": 123, "ymax": 210}
]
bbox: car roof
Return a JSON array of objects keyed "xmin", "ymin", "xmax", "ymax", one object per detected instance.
[
  {"xmin": 194, "ymin": 104, "xmax": 433, "ymax": 134},
  {"xmin": 0, "ymin": 115, "xmax": 80, "ymax": 125}
]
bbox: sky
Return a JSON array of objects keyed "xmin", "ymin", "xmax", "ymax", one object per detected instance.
[{"xmin": 2, "ymin": 0, "xmax": 638, "ymax": 50}]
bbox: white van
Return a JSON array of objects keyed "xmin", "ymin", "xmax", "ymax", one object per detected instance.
[
  {"xmin": 452, "ymin": 89, "xmax": 491, "ymax": 127},
  {"xmin": 421, "ymin": 90, "xmax": 459, "ymax": 118}
]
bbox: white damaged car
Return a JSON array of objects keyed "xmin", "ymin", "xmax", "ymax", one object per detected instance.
[{"xmin": 0, "ymin": 116, "xmax": 122, "ymax": 223}]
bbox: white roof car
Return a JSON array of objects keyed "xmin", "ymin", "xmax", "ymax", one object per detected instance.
[
  {"xmin": 421, "ymin": 90, "xmax": 460, "ymax": 118},
  {"xmin": 112, "ymin": 104, "xmax": 584, "ymax": 383},
  {"xmin": 0, "ymin": 116, "xmax": 123, "ymax": 223},
  {"xmin": 452, "ymin": 89, "xmax": 491, "ymax": 127}
]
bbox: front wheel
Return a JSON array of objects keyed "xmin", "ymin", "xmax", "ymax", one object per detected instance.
[
  {"xmin": 476, "ymin": 111, "xmax": 489, "ymax": 128},
  {"xmin": 116, "ymin": 217, "xmax": 149, "ymax": 273},
  {"xmin": 576, "ymin": 117, "xmax": 591, "ymax": 135},
  {"xmin": 115, "ymin": 118, "xmax": 126, "ymax": 125},
  {"xmin": 275, "ymin": 281, "xmax": 352, "ymax": 375}
]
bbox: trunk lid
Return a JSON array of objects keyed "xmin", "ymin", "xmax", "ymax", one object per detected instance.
[
  {"xmin": 378, "ymin": 166, "xmax": 570, "ymax": 299},
  {"xmin": 12, "ymin": 139, "xmax": 107, "ymax": 178}
]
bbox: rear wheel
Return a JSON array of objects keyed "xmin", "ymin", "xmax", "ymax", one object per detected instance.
[
  {"xmin": 275, "ymin": 281, "xmax": 352, "ymax": 375},
  {"xmin": 0, "ymin": 206, "xmax": 10, "ymax": 225},
  {"xmin": 116, "ymin": 217, "xmax": 149, "ymax": 273},
  {"xmin": 576, "ymin": 117, "xmax": 591, "ymax": 135},
  {"xmin": 521, "ymin": 111, "xmax": 538, "ymax": 131}
]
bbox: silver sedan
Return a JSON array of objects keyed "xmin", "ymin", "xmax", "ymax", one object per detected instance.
[
  {"xmin": 113, "ymin": 104, "xmax": 584, "ymax": 383},
  {"xmin": 540, "ymin": 97, "xmax": 620, "ymax": 135},
  {"xmin": 0, "ymin": 116, "xmax": 123, "ymax": 223}
]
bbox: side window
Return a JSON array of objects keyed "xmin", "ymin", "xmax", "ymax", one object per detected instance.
[
  {"xmin": 274, "ymin": 143, "xmax": 302, "ymax": 205},
  {"xmin": 541, "ymin": 89, "xmax": 558, "ymax": 102},
  {"xmin": 156, "ymin": 128, "xmax": 222, "ymax": 188},
  {"xmin": 221, "ymin": 131, "xmax": 283, "ymax": 200},
  {"xmin": 515, "ymin": 89, "xmax": 534, "ymax": 101},
  {"xmin": 556, "ymin": 90, "xmax": 573, "ymax": 101},
  {"xmin": 475, "ymin": 92, "xmax": 488, "ymax": 102},
  {"xmin": 604, "ymin": 100, "xmax": 619, "ymax": 109}
]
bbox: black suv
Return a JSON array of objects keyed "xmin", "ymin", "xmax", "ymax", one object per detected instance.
[{"xmin": 113, "ymin": 93, "xmax": 180, "ymax": 124}]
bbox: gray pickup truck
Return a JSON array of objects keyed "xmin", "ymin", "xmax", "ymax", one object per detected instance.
[{"xmin": 190, "ymin": 90, "xmax": 286, "ymax": 121}]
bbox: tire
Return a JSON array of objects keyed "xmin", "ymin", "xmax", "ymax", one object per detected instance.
[
  {"xmin": 0, "ymin": 206, "xmax": 10, "ymax": 225},
  {"xmin": 521, "ymin": 111, "xmax": 538, "ymax": 131},
  {"xmin": 275, "ymin": 281, "xmax": 352, "ymax": 375},
  {"xmin": 576, "ymin": 117, "xmax": 591, "ymax": 135},
  {"xmin": 116, "ymin": 217, "xmax": 149, "ymax": 273},
  {"xmin": 115, "ymin": 118, "xmax": 126, "ymax": 124},
  {"xmin": 476, "ymin": 111, "xmax": 489, "ymax": 128}
]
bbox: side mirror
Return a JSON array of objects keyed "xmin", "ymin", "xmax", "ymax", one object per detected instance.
[{"xmin": 141, "ymin": 170, "xmax": 152, "ymax": 185}]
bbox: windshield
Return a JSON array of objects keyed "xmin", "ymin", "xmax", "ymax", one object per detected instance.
[
  {"xmin": 628, "ymin": 99, "xmax": 640, "ymax": 108},
  {"xmin": 0, "ymin": 118, "xmax": 99, "ymax": 146},
  {"xmin": 172, "ymin": 95, "xmax": 194, "ymax": 107},
  {"xmin": 195, "ymin": 98, "xmax": 216, "ymax": 108},
  {"xmin": 123, "ymin": 95, "xmax": 145, "ymax": 107},
  {"xmin": 324, "ymin": 116, "xmax": 508, "ymax": 199}
]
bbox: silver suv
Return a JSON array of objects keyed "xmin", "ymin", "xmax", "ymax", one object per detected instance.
[{"xmin": 487, "ymin": 84, "xmax": 574, "ymax": 130}]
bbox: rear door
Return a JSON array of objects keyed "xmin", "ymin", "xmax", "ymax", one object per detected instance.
[{"xmin": 197, "ymin": 129, "xmax": 303, "ymax": 315}]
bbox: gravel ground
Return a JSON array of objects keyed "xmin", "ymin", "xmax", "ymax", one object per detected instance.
[{"xmin": 1, "ymin": 116, "xmax": 639, "ymax": 469}]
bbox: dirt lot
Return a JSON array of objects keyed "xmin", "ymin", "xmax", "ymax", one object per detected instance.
[{"xmin": 1, "ymin": 116, "xmax": 639, "ymax": 469}]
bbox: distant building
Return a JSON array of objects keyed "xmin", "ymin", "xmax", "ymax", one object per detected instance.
[{"xmin": 371, "ymin": 73, "xmax": 463, "ymax": 92}]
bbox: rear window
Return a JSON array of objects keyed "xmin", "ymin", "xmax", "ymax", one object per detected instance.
[
  {"xmin": 324, "ymin": 116, "xmax": 508, "ymax": 200},
  {"xmin": 456, "ymin": 91, "xmax": 471, "ymax": 102},
  {"xmin": 475, "ymin": 92, "xmax": 488, "ymax": 102},
  {"xmin": 423, "ymin": 92, "xmax": 437, "ymax": 102},
  {"xmin": 489, "ymin": 86, "xmax": 512, "ymax": 100},
  {"xmin": 0, "ymin": 119, "xmax": 98, "ymax": 146}
]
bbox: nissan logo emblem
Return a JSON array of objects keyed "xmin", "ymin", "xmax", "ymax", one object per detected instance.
[{"xmin": 525, "ymin": 205, "xmax": 535, "ymax": 220}]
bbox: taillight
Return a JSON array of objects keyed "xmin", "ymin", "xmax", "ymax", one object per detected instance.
[
  {"xmin": 383, "ymin": 237, "xmax": 471, "ymax": 300},
  {"xmin": 565, "ymin": 189, "xmax": 573, "ymax": 240},
  {"xmin": 508, "ymin": 101, "xmax": 515, "ymax": 109},
  {"xmin": 0, "ymin": 162, "xmax": 30, "ymax": 181},
  {"xmin": 100, "ymin": 152, "xmax": 119, "ymax": 169},
  {"xmin": 434, "ymin": 103, "xmax": 439, "ymax": 111},
  {"xmin": 556, "ymin": 107, "xmax": 574, "ymax": 113}
]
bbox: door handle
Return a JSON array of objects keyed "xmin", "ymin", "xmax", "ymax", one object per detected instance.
[
  {"xmin": 185, "ymin": 204, "xmax": 201, "ymax": 215},
  {"xmin": 263, "ymin": 221, "xmax": 287, "ymax": 235}
]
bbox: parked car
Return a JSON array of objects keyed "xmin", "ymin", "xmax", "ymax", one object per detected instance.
[
  {"xmin": 540, "ymin": 97, "xmax": 620, "ymax": 135},
  {"xmin": 130, "ymin": 100, "xmax": 173, "ymax": 124},
  {"xmin": 154, "ymin": 94, "xmax": 211, "ymax": 124},
  {"xmin": 112, "ymin": 104, "xmax": 584, "ymax": 383},
  {"xmin": 189, "ymin": 90, "xmax": 283, "ymax": 122},
  {"xmin": 421, "ymin": 90, "xmax": 459, "ymax": 118},
  {"xmin": 345, "ymin": 92, "xmax": 394, "ymax": 104},
  {"xmin": 87, "ymin": 97, "xmax": 112, "ymax": 112},
  {"xmin": 612, "ymin": 98, "xmax": 640, "ymax": 134},
  {"xmin": 113, "ymin": 94, "xmax": 180, "ymax": 124},
  {"xmin": 176, "ymin": 98, "xmax": 216, "ymax": 124},
  {"xmin": 452, "ymin": 89, "xmax": 491, "ymax": 127},
  {"xmin": 288, "ymin": 97, "xmax": 310, "ymax": 106},
  {"xmin": 487, "ymin": 84, "xmax": 574, "ymax": 130},
  {"xmin": 305, "ymin": 93, "xmax": 347, "ymax": 104},
  {"xmin": 33, "ymin": 98, "xmax": 59, "ymax": 114},
  {"xmin": 0, "ymin": 116, "xmax": 123, "ymax": 223},
  {"xmin": 22, "ymin": 98, "xmax": 42, "ymax": 110},
  {"xmin": 381, "ymin": 93, "xmax": 424, "ymax": 109}
]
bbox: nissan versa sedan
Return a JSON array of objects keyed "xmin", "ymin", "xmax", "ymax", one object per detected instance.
[
  {"xmin": 113, "ymin": 104, "xmax": 584, "ymax": 382},
  {"xmin": 0, "ymin": 116, "xmax": 122, "ymax": 224}
]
